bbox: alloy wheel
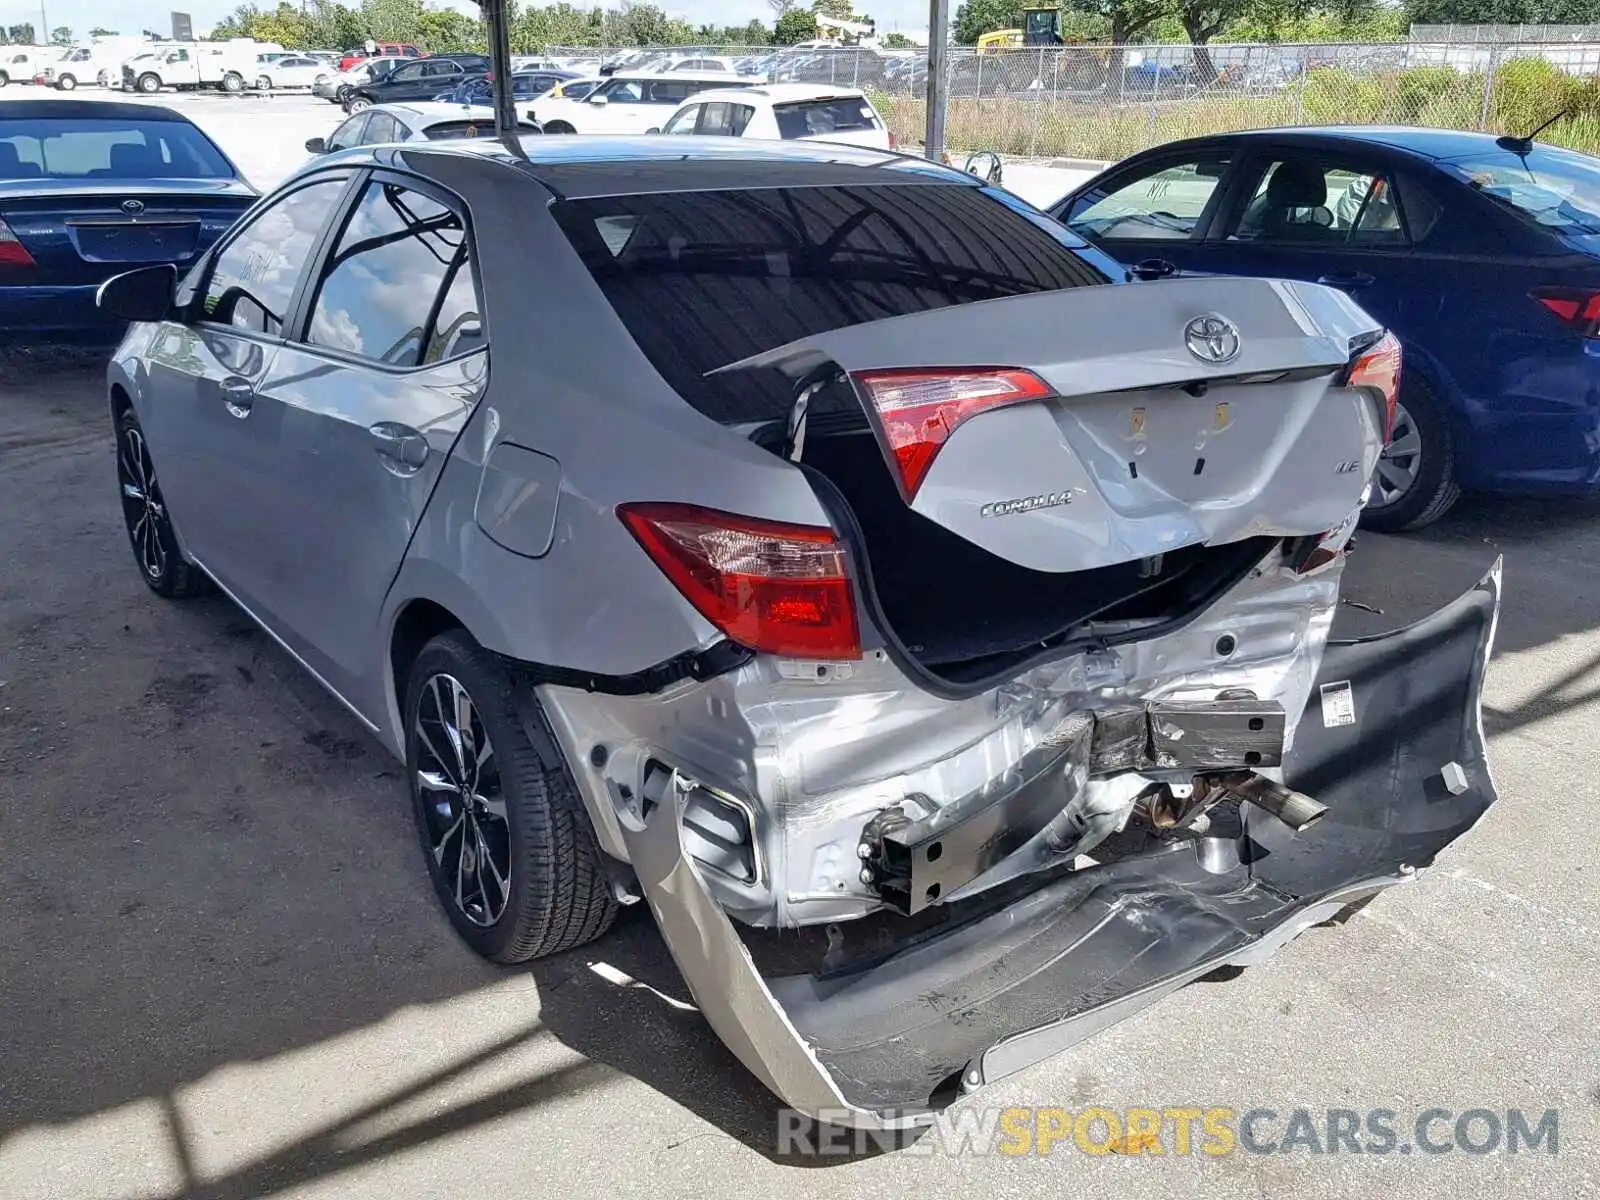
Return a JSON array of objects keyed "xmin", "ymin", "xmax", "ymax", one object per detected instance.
[
  {"xmin": 1367, "ymin": 400, "xmax": 1421, "ymax": 510},
  {"xmin": 414, "ymin": 673, "xmax": 510, "ymax": 927},
  {"xmin": 117, "ymin": 424, "xmax": 168, "ymax": 582}
]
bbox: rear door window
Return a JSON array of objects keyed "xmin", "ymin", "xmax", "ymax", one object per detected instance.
[
  {"xmin": 200, "ymin": 177, "xmax": 348, "ymax": 335},
  {"xmin": 1226, "ymin": 156, "xmax": 1407, "ymax": 246},
  {"xmin": 773, "ymin": 98, "xmax": 879, "ymax": 139},
  {"xmin": 304, "ymin": 180, "xmax": 481, "ymax": 367},
  {"xmin": 553, "ymin": 183, "xmax": 1109, "ymax": 422}
]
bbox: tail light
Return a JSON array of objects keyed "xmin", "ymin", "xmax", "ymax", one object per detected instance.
[
  {"xmin": 619, "ymin": 502, "xmax": 861, "ymax": 660},
  {"xmin": 851, "ymin": 367, "xmax": 1054, "ymax": 500},
  {"xmin": 0, "ymin": 217, "xmax": 34, "ymax": 269},
  {"xmin": 1532, "ymin": 287, "xmax": 1600, "ymax": 338},
  {"xmin": 1345, "ymin": 332, "xmax": 1401, "ymax": 443}
]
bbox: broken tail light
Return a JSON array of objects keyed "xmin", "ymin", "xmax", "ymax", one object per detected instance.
[
  {"xmin": 851, "ymin": 367, "xmax": 1054, "ymax": 501},
  {"xmin": 619, "ymin": 502, "xmax": 861, "ymax": 660},
  {"xmin": 1532, "ymin": 287, "xmax": 1600, "ymax": 338},
  {"xmin": 0, "ymin": 217, "xmax": 35, "ymax": 269},
  {"xmin": 1345, "ymin": 332, "xmax": 1401, "ymax": 443}
]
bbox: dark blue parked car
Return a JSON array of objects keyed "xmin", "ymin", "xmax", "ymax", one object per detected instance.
[
  {"xmin": 1051, "ymin": 126, "xmax": 1600, "ymax": 530},
  {"xmin": 0, "ymin": 100, "xmax": 257, "ymax": 340}
]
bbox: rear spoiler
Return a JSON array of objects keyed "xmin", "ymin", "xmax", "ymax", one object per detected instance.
[{"xmin": 708, "ymin": 275, "xmax": 1381, "ymax": 398}]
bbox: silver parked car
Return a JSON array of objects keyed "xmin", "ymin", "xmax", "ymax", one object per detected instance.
[{"xmin": 97, "ymin": 136, "xmax": 1500, "ymax": 1129}]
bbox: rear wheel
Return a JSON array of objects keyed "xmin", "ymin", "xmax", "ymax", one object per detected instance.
[
  {"xmin": 220, "ymin": 71, "xmax": 244, "ymax": 93},
  {"xmin": 1359, "ymin": 375, "xmax": 1461, "ymax": 532},
  {"xmin": 115, "ymin": 408, "xmax": 209, "ymax": 599},
  {"xmin": 346, "ymin": 95, "xmax": 371, "ymax": 112},
  {"xmin": 405, "ymin": 631, "xmax": 618, "ymax": 963},
  {"xmin": 255, "ymin": 74, "xmax": 272, "ymax": 90},
  {"xmin": 136, "ymin": 72, "xmax": 160, "ymax": 94},
  {"xmin": 56, "ymin": 73, "xmax": 76, "ymax": 90}
]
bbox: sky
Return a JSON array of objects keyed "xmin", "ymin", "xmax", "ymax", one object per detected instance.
[{"xmin": 7, "ymin": 0, "xmax": 935, "ymax": 42}]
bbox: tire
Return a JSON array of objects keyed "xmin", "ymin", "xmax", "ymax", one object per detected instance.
[
  {"xmin": 221, "ymin": 71, "xmax": 244, "ymax": 93},
  {"xmin": 405, "ymin": 631, "xmax": 618, "ymax": 963},
  {"xmin": 1359, "ymin": 373, "xmax": 1461, "ymax": 533},
  {"xmin": 334, "ymin": 84, "xmax": 351, "ymax": 103},
  {"xmin": 543, "ymin": 120, "xmax": 574, "ymax": 134},
  {"xmin": 0, "ymin": 73, "xmax": 9, "ymax": 88},
  {"xmin": 115, "ymin": 408, "xmax": 210, "ymax": 599},
  {"xmin": 255, "ymin": 74, "xmax": 272, "ymax": 91},
  {"xmin": 346, "ymin": 95, "xmax": 371, "ymax": 112},
  {"xmin": 56, "ymin": 73, "xmax": 76, "ymax": 90},
  {"xmin": 137, "ymin": 72, "xmax": 160, "ymax": 94}
]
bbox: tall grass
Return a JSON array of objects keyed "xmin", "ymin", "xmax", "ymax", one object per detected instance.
[{"xmin": 874, "ymin": 56, "xmax": 1600, "ymax": 161}]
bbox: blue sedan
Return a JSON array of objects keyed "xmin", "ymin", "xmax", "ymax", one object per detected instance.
[
  {"xmin": 0, "ymin": 100, "xmax": 257, "ymax": 340},
  {"xmin": 1050, "ymin": 126, "xmax": 1600, "ymax": 530}
]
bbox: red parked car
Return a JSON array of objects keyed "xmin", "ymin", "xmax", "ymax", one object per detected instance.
[{"xmin": 338, "ymin": 43, "xmax": 423, "ymax": 72}]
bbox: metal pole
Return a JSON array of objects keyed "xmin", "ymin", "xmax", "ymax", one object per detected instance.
[
  {"xmin": 476, "ymin": 0, "xmax": 523, "ymax": 157},
  {"xmin": 924, "ymin": 0, "xmax": 949, "ymax": 160}
]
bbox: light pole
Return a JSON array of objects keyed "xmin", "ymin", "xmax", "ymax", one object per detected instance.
[{"xmin": 924, "ymin": 0, "xmax": 949, "ymax": 161}]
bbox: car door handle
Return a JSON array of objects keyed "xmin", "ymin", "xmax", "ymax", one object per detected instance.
[
  {"xmin": 369, "ymin": 422, "xmax": 429, "ymax": 475},
  {"xmin": 1132, "ymin": 257, "xmax": 1179, "ymax": 281},
  {"xmin": 219, "ymin": 376, "xmax": 254, "ymax": 418},
  {"xmin": 1317, "ymin": 271, "xmax": 1375, "ymax": 288}
]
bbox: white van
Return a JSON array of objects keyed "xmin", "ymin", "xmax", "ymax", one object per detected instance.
[
  {"xmin": 0, "ymin": 46, "xmax": 61, "ymax": 87},
  {"xmin": 121, "ymin": 42, "xmax": 262, "ymax": 93}
]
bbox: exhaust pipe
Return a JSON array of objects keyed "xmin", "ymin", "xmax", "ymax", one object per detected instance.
[{"xmin": 1211, "ymin": 771, "xmax": 1328, "ymax": 833}]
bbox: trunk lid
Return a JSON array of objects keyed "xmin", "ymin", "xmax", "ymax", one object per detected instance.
[
  {"xmin": 715, "ymin": 275, "xmax": 1386, "ymax": 573},
  {"xmin": 0, "ymin": 181, "xmax": 254, "ymax": 284}
]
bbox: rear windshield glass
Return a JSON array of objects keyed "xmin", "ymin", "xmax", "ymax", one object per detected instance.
[
  {"xmin": 0, "ymin": 118, "xmax": 233, "ymax": 179},
  {"xmin": 423, "ymin": 120, "xmax": 539, "ymax": 140},
  {"xmin": 553, "ymin": 183, "xmax": 1109, "ymax": 422},
  {"xmin": 1443, "ymin": 151, "xmax": 1600, "ymax": 235},
  {"xmin": 774, "ymin": 98, "xmax": 880, "ymax": 139}
]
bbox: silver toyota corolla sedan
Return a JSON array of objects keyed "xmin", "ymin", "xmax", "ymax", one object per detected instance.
[{"xmin": 97, "ymin": 136, "xmax": 1500, "ymax": 1129}]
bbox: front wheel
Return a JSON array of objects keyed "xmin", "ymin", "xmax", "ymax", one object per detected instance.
[
  {"xmin": 542, "ymin": 120, "xmax": 574, "ymax": 134},
  {"xmin": 115, "ymin": 408, "xmax": 209, "ymax": 599},
  {"xmin": 136, "ymin": 72, "xmax": 160, "ymax": 94},
  {"xmin": 1359, "ymin": 375, "xmax": 1461, "ymax": 532},
  {"xmin": 405, "ymin": 631, "xmax": 618, "ymax": 963},
  {"xmin": 334, "ymin": 84, "xmax": 352, "ymax": 103},
  {"xmin": 0, "ymin": 72, "xmax": 10, "ymax": 88}
]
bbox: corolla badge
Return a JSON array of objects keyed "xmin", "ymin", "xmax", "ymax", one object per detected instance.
[
  {"xmin": 1184, "ymin": 314, "xmax": 1240, "ymax": 364},
  {"xmin": 121, "ymin": 199, "xmax": 145, "ymax": 214}
]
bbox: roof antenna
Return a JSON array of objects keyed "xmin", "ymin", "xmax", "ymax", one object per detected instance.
[
  {"xmin": 1496, "ymin": 106, "xmax": 1570, "ymax": 157},
  {"xmin": 475, "ymin": 0, "xmax": 527, "ymax": 160}
]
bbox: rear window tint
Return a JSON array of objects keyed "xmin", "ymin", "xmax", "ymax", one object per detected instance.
[
  {"xmin": 553, "ymin": 183, "xmax": 1109, "ymax": 422},
  {"xmin": 774, "ymin": 98, "xmax": 880, "ymax": 139},
  {"xmin": 1443, "ymin": 149, "xmax": 1600, "ymax": 235},
  {"xmin": 422, "ymin": 120, "xmax": 538, "ymax": 140}
]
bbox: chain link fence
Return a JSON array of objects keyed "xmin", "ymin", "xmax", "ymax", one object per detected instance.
[{"xmin": 536, "ymin": 38, "xmax": 1600, "ymax": 161}]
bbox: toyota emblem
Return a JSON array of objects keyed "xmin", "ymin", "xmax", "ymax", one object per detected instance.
[
  {"xmin": 121, "ymin": 199, "xmax": 145, "ymax": 214},
  {"xmin": 1184, "ymin": 314, "xmax": 1241, "ymax": 365}
]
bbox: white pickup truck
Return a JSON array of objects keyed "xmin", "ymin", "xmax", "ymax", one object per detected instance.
[{"xmin": 120, "ymin": 43, "xmax": 264, "ymax": 93}]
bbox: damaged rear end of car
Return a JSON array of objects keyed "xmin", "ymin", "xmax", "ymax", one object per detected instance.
[{"xmin": 523, "ymin": 172, "xmax": 1499, "ymax": 1128}]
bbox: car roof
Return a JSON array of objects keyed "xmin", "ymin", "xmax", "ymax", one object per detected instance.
[
  {"xmin": 308, "ymin": 134, "xmax": 978, "ymax": 199},
  {"xmin": 681, "ymin": 82, "xmax": 867, "ymax": 106},
  {"xmin": 608, "ymin": 70, "xmax": 746, "ymax": 83},
  {"xmin": 0, "ymin": 98, "xmax": 192, "ymax": 123},
  {"xmin": 1159, "ymin": 125, "xmax": 1537, "ymax": 162}
]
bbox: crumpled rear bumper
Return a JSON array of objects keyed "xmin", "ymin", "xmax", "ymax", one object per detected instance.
[{"xmin": 617, "ymin": 564, "xmax": 1502, "ymax": 1128}]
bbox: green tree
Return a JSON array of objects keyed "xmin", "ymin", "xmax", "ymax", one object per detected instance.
[
  {"xmin": 88, "ymin": 26, "xmax": 119, "ymax": 36},
  {"xmin": 50, "ymin": 25, "xmax": 72, "ymax": 43},
  {"xmin": 1403, "ymin": 0, "xmax": 1533, "ymax": 20},
  {"xmin": 742, "ymin": 19, "xmax": 773, "ymax": 42},
  {"xmin": 953, "ymin": 0, "xmax": 1023, "ymax": 43},
  {"xmin": 416, "ymin": 7, "xmax": 479, "ymax": 51},
  {"xmin": 882, "ymin": 30, "xmax": 914, "ymax": 46},
  {"xmin": 362, "ymin": 0, "xmax": 424, "ymax": 43},
  {"xmin": 812, "ymin": 0, "xmax": 855, "ymax": 19},
  {"xmin": 6, "ymin": 22, "xmax": 36, "ymax": 43},
  {"xmin": 305, "ymin": 2, "xmax": 370, "ymax": 50},
  {"xmin": 775, "ymin": 7, "xmax": 819, "ymax": 41},
  {"xmin": 1066, "ymin": 0, "xmax": 1170, "ymax": 42}
]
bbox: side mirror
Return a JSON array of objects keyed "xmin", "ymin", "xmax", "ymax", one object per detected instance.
[
  {"xmin": 587, "ymin": 93, "xmax": 608, "ymax": 105},
  {"xmin": 304, "ymin": 135, "xmax": 327, "ymax": 153},
  {"xmin": 96, "ymin": 264, "xmax": 177, "ymax": 323}
]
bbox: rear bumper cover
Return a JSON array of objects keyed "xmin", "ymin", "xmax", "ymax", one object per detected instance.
[{"xmin": 618, "ymin": 563, "xmax": 1501, "ymax": 1127}]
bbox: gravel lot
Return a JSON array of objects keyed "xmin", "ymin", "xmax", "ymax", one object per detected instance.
[{"xmin": 0, "ymin": 87, "xmax": 1596, "ymax": 1200}]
